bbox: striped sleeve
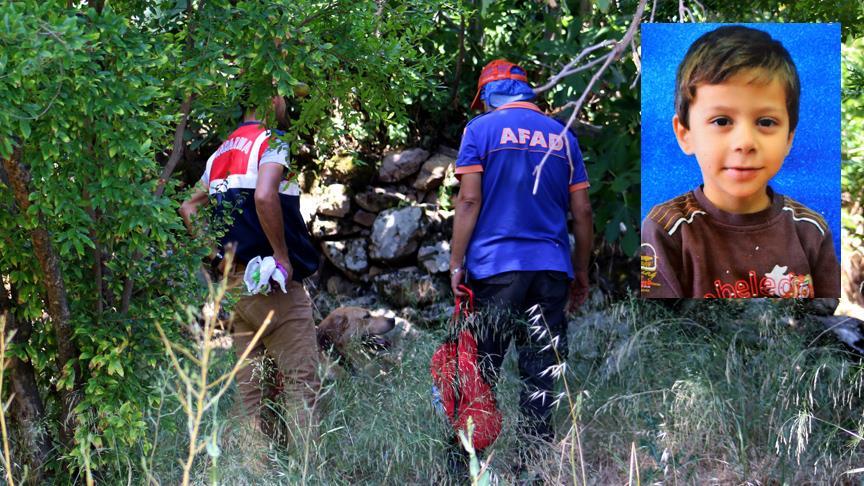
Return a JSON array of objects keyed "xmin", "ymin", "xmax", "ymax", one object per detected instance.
[
  {"xmin": 454, "ymin": 124, "xmax": 483, "ymax": 179},
  {"xmin": 565, "ymin": 131, "xmax": 589, "ymax": 192}
]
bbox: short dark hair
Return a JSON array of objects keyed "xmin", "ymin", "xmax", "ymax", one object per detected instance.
[{"xmin": 674, "ymin": 25, "xmax": 800, "ymax": 133}]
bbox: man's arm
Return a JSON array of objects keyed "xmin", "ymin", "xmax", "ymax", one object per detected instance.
[
  {"xmin": 568, "ymin": 188, "xmax": 593, "ymax": 311},
  {"xmin": 255, "ymin": 162, "xmax": 293, "ymax": 282},
  {"xmin": 449, "ymin": 172, "xmax": 482, "ymax": 297},
  {"xmin": 179, "ymin": 189, "xmax": 209, "ymax": 236}
]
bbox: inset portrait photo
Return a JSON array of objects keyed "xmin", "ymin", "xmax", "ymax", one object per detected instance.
[{"xmin": 640, "ymin": 23, "xmax": 841, "ymax": 299}]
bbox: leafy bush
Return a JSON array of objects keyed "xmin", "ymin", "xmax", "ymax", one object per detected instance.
[
  {"xmin": 842, "ymin": 38, "xmax": 864, "ymax": 240},
  {"xmin": 0, "ymin": 0, "xmax": 452, "ymax": 477}
]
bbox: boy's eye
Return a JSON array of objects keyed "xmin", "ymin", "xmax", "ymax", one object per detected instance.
[
  {"xmin": 757, "ymin": 118, "xmax": 778, "ymax": 128},
  {"xmin": 710, "ymin": 117, "xmax": 731, "ymax": 127}
]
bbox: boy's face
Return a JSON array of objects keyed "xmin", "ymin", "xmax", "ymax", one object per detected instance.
[{"xmin": 673, "ymin": 70, "xmax": 795, "ymax": 213}]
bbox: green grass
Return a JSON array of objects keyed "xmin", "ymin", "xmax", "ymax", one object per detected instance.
[
  {"xmin": 87, "ymin": 296, "xmax": 864, "ymax": 484},
  {"xmin": 571, "ymin": 298, "xmax": 864, "ymax": 483}
]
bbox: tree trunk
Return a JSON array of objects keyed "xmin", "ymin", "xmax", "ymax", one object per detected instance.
[
  {"xmin": 448, "ymin": 15, "xmax": 466, "ymax": 110},
  {"xmin": 89, "ymin": 0, "xmax": 105, "ymax": 14},
  {"xmin": 1, "ymin": 146, "xmax": 78, "ymax": 448},
  {"xmin": 0, "ymin": 305, "xmax": 51, "ymax": 482}
]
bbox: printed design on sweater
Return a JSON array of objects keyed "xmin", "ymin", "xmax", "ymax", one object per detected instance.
[
  {"xmin": 640, "ymin": 243, "xmax": 660, "ymax": 294},
  {"xmin": 781, "ymin": 197, "xmax": 826, "ymax": 236},
  {"xmin": 645, "ymin": 192, "xmax": 707, "ymax": 236},
  {"xmin": 703, "ymin": 264, "xmax": 815, "ymax": 298}
]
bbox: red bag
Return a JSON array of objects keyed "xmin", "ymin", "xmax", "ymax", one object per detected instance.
[{"xmin": 430, "ymin": 285, "xmax": 502, "ymax": 451}]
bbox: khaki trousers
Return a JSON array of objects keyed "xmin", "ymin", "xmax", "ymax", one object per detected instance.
[{"xmin": 231, "ymin": 280, "xmax": 320, "ymax": 435}]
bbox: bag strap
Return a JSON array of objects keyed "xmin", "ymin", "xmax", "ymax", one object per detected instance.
[
  {"xmin": 450, "ymin": 285, "xmax": 476, "ymax": 424},
  {"xmin": 452, "ymin": 285, "xmax": 475, "ymax": 320},
  {"xmin": 446, "ymin": 285, "xmax": 474, "ymax": 342}
]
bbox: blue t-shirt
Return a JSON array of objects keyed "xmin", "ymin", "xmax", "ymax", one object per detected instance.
[{"xmin": 455, "ymin": 102, "xmax": 589, "ymax": 280}]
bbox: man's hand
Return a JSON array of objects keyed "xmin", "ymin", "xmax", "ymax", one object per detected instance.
[
  {"xmin": 274, "ymin": 254, "xmax": 294, "ymax": 283},
  {"xmin": 451, "ymin": 269, "xmax": 467, "ymax": 298},
  {"xmin": 567, "ymin": 269, "xmax": 589, "ymax": 312},
  {"xmin": 179, "ymin": 188, "xmax": 209, "ymax": 236}
]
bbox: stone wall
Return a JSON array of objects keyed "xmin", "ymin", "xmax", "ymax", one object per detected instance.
[{"xmin": 299, "ymin": 147, "xmax": 458, "ymax": 307}]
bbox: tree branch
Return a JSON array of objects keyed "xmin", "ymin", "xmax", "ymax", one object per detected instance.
[
  {"xmin": 533, "ymin": 40, "xmax": 615, "ymax": 95},
  {"xmin": 82, "ymin": 187, "xmax": 104, "ymax": 317},
  {"xmin": 155, "ymin": 94, "xmax": 195, "ymax": 199},
  {"xmin": 448, "ymin": 14, "xmax": 467, "ymax": 110},
  {"xmin": 89, "ymin": 0, "xmax": 105, "ymax": 14},
  {"xmin": 121, "ymin": 0, "xmax": 200, "ymax": 314},
  {"xmin": 532, "ymin": 0, "xmax": 648, "ymax": 194}
]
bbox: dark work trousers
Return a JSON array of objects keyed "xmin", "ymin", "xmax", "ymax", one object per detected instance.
[{"xmin": 468, "ymin": 270, "xmax": 570, "ymax": 440}]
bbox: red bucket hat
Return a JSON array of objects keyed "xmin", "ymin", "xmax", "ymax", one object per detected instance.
[{"xmin": 470, "ymin": 59, "xmax": 529, "ymax": 111}]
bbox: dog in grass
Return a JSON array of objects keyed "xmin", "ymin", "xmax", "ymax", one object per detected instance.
[
  {"xmin": 317, "ymin": 306, "xmax": 420, "ymax": 376},
  {"xmin": 266, "ymin": 305, "xmax": 419, "ymax": 400}
]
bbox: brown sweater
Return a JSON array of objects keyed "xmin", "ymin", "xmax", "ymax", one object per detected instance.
[{"xmin": 641, "ymin": 187, "xmax": 840, "ymax": 298}]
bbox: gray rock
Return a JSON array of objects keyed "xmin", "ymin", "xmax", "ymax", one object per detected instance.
[
  {"xmin": 802, "ymin": 298, "xmax": 840, "ymax": 316},
  {"xmin": 353, "ymin": 209, "xmax": 377, "ymax": 227},
  {"xmin": 413, "ymin": 153, "xmax": 455, "ymax": 191},
  {"xmin": 418, "ymin": 241, "xmax": 451, "ymax": 274},
  {"xmin": 317, "ymin": 184, "xmax": 351, "ymax": 218},
  {"xmin": 379, "ymin": 148, "xmax": 430, "ymax": 183},
  {"xmin": 395, "ymin": 185, "xmax": 418, "ymax": 203},
  {"xmin": 299, "ymin": 194, "xmax": 318, "ymax": 225},
  {"xmin": 813, "ymin": 315, "xmax": 864, "ymax": 355},
  {"xmin": 354, "ymin": 187, "xmax": 407, "ymax": 213},
  {"xmin": 437, "ymin": 145, "xmax": 459, "ymax": 159},
  {"xmin": 369, "ymin": 206, "xmax": 426, "ymax": 261},
  {"xmin": 322, "ymin": 238, "xmax": 369, "ymax": 275},
  {"xmin": 424, "ymin": 207, "xmax": 454, "ymax": 235},
  {"xmin": 422, "ymin": 191, "xmax": 439, "ymax": 205},
  {"xmin": 322, "ymin": 153, "xmax": 375, "ymax": 184},
  {"xmin": 326, "ymin": 275, "xmax": 356, "ymax": 296},
  {"xmin": 367, "ymin": 266, "xmax": 384, "ymax": 279},
  {"xmin": 312, "ymin": 217, "xmax": 339, "ymax": 239},
  {"xmin": 374, "ymin": 267, "xmax": 442, "ymax": 307}
]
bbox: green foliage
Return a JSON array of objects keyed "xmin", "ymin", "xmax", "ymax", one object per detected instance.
[
  {"xmin": 1, "ymin": 0, "xmax": 862, "ymax": 481},
  {"xmin": 692, "ymin": 0, "xmax": 864, "ymax": 38},
  {"xmin": 842, "ymin": 37, "xmax": 864, "ymax": 239},
  {"xmin": 0, "ymin": 2, "xmax": 212, "ymax": 474},
  {"xmin": 0, "ymin": 0, "xmax": 448, "ymax": 476},
  {"xmin": 84, "ymin": 297, "xmax": 864, "ymax": 484},
  {"xmin": 155, "ymin": 0, "xmax": 448, "ymax": 161}
]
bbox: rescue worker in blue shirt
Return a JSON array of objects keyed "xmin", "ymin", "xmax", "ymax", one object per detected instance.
[{"xmin": 449, "ymin": 59, "xmax": 594, "ymax": 442}]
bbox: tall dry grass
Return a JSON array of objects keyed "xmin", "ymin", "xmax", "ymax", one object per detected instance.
[{"xmin": 71, "ymin": 295, "xmax": 864, "ymax": 484}]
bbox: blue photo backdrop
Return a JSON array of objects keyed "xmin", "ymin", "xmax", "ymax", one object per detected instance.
[{"xmin": 640, "ymin": 23, "xmax": 841, "ymax": 256}]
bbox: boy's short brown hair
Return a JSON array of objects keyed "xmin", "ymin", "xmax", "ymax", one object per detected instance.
[{"xmin": 675, "ymin": 25, "xmax": 800, "ymax": 132}]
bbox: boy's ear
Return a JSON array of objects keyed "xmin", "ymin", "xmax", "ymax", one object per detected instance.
[
  {"xmin": 672, "ymin": 115, "xmax": 693, "ymax": 155},
  {"xmin": 785, "ymin": 130, "xmax": 796, "ymax": 156}
]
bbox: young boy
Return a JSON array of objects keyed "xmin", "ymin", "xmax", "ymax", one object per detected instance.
[{"xmin": 640, "ymin": 26, "xmax": 840, "ymax": 298}]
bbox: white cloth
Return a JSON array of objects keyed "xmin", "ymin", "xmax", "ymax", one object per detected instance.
[{"xmin": 243, "ymin": 256, "xmax": 288, "ymax": 295}]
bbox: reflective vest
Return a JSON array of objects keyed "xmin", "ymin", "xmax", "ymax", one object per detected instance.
[{"xmin": 201, "ymin": 122, "xmax": 318, "ymax": 280}]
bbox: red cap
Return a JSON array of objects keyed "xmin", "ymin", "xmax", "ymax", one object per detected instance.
[{"xmin": 470, "ymin": 59, "xmax": 529, "ymax": 111}]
